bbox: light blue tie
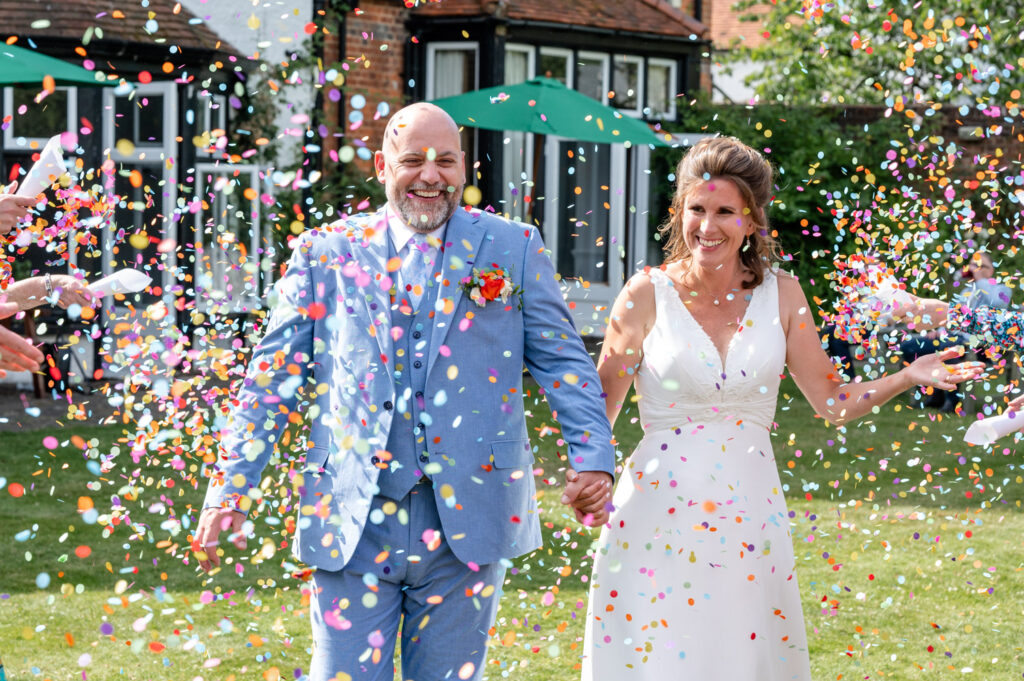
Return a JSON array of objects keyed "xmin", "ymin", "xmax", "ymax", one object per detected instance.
[{"xmin": 398, "ymin": 234, "xmax": 434, "ymax": 309}]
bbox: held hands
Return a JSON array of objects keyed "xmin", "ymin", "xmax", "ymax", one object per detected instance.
[
  {"xmin": 561, "ymin": 469, "xmax": 612, "ymax": 527},
  {"xmin": 904, "ymin": 346, "xmax": 985, "ymax": 391},
  {"xmin": 193, "ymin": 507, "xmax": 249, "ymax": 572}
]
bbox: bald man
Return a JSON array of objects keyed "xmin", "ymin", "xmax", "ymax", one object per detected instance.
[{"xmin": 195, "ymin": 103, "xmax": 615, "ymax": 680}]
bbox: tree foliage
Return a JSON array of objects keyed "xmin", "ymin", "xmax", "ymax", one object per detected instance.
[{"xmin": 730, "ymin": 0, "xmax": 1022, "ymax": 108}]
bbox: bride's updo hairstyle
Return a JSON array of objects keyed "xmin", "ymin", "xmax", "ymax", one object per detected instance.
[{"xmin": 659, "ymin": 136, "xmax": 781, "ymax": 289}]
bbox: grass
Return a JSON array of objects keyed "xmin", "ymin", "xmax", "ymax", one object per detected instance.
[{"xmin": 1, "ymin": 379, "xmax": 1023, "ymax": 680}]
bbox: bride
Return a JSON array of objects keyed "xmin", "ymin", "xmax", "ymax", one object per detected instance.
[{"xmin": 581, "ymin": 137, "xmax": 981, "ymax": 679}]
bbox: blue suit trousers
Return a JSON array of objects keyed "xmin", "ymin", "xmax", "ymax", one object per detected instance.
[{"xmin": 309, "ymin": 482, "xmax": 507, "ymax": 681}]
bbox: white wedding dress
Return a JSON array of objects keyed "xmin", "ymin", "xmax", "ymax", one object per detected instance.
[{"xmin": 582, "ymin": 268, "xmax": 811, "ymax": 680}]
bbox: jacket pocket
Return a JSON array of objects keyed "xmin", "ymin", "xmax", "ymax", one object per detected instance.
[
  {"xmin": 490, "ymin": 439, "xmax": 534, "ymax": 468},
  {"xmin": 302, "ymin": 446, "xmax": 331, "ymax": 473}
]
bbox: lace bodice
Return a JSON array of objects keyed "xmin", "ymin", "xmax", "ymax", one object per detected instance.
[{"xmin": 635, "ymin": 267, "xmax": 786, "ymax": 431}]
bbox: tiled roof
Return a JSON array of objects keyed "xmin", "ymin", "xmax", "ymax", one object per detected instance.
[
  {"xmin": 0, "ymin": 0, "xmax": 238, "ymax": 55},
  {"xmin": 412, "ymin": 0, "xmax": 708, "ymax": 39}
]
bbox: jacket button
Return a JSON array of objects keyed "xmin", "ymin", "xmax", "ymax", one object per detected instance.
[
  {"xmin": 371, "ymin": 455, "xmax": 380, "ymax": 464},
  {"xmin": 415, "ymin": 391, "xmax": 423, "ymax": 398},
  {"xmin": 417, "ymin": 422, "xmax": 425, "ymax": 430},
  {"xmin": 418, "ymin": 454, "xmax": 429, "ymax": 462},
  {"xmin": 383, "ymin": 400, "xmax": 393, "ymax": 410},
  {"xmin": 413, "ymin": 360, "xmax": 422, "ymax": 368},
  {"xmin": 412, "ymin": 331, "xmax": 422, "ymax": 339}
]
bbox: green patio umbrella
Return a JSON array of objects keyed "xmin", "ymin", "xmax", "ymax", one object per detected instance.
[
  {"xmin": 0, "ymin": 42, "xmax": 106, "ymax": 86},
  {"xmin": 432, "ymin": 77, "xmax": 669, "ymax": 147}
]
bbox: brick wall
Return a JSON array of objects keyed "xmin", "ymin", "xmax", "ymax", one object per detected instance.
[
  {"xmin": 709, "ymin": 0, "xmax": 768, "ymax": 50},
  {"xmin": 343, "ymin": 0, "xmax": 411, "ymax": 171}
]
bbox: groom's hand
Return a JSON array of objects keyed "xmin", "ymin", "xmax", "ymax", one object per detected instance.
[
  {"xmin": 561, "ymin": 469, "xmax": 612, "ymax": 527},
  {"xmin": 193, "ymin": 507, "xmax": 248, "ymax": 572}
]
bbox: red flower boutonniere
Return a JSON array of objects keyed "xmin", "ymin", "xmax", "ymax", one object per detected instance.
[{"xmin": 461, "ymin": 267, "xmax": 521, "ymax": 307}]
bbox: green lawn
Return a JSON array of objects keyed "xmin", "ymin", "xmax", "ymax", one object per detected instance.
[{"xmin": 2, "ymin": 380, "xmax": 1023, "ymax": 680}]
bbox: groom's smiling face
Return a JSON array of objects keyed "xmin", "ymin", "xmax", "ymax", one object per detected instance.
[{"xmin": 375, "ymin": 103, "xmax": 466, "ymax": 234}]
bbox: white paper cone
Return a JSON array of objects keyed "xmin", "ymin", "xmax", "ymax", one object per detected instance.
[
  {"xmin": 964, "ymin": 411, "xmax": 1024, "ymax": 445},
  {"xmin": 15, "ymin": 135, "xmax": 67, "ymax": 198},
  {"xmin": 88, "ymin": 269, "xmax": 152, "ymax": 297}
]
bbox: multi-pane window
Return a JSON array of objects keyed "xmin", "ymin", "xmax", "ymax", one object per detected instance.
[
  {"xmin": 576, "ymin": 52, "xmax": 608, "ymax": 104},
  {"xmin": 538, "ymin": 47, "xmax": 572, "ymax": 86},
  {"xmin": 4, "ymin": 86, "xmax": 75, "ymax": 147},
  {"xmin": 647, "ymin": 58, "xmax": 678, "ymax": 119},
  {"xmin": 611, "ymin": 55, "xmax": 643, "ymax": 115}
]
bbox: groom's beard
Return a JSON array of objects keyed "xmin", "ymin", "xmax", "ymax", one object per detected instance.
[{"xmin": 389, "ymin": 183, "xmax": 462, "ymax": 234}]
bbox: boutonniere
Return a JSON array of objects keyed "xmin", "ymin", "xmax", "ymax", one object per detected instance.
[{"xmin": 460, "ymin": 267, "xmax": 521, "ymax": 307}]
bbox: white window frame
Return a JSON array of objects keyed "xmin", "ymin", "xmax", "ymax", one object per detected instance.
[
  {"xmin": 193, "ymin": 162, "xmax": 266, "ymax": 313},
  {"xmin": 193, "ymin": 89, "xmax": 228, "ymax": 159},
  {"xmin": 102, "ymin": 81, "xmax": 178, "ymax": 305},
  {"xmin": 576, "ymin": 51, "xmax": 610, "ymax": 105},
  {"xmin": 425, "ymin": 42, "xmax": 480, "ymax": 100},
  {"xmin": 500, "ymin": 44, "xmax": 538, "ymax": 222},
  {"xmin": 646, "ymin": 57, "xmax": 678, "ymax": 120},
  {"xmin": 504, "ymin": 43, "xmax": 536, "ymax": 84},
  {"xmin": 538, "ymin": 47, "xmax": 574, "ymax": 89},
  {"xmin": 3, "ymin": 85, "xmax": 77, "ymax": 149},
  {"xmin": 612, "ymin": 55, "xmax": 644, "ymax": 118}
]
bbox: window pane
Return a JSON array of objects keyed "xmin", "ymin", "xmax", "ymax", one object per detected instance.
[
  {"xmin": 433, "ymin": 50, "xmax": 475, "ymax": 98},
  {"xmin": 12, "ymin": 87, "xmax": 68, "ymax": 138},
  {"xmin": 197, "ymin": 172, "xmax": 260, "ymax": 311},
  {"xmin": 648, "ymin": 63, "xmax": 673, "ymax": 117},
  {"xmin": 557, "ymin": 142, "xmax": 611, "ymax": 285},
  {"xmin": 112, "ymin": 163, "xmax": 162, "ymax": 305},
  {"xmin": 539, "ymin": 52, "xmax": 567, "ymax": 85},
  {"xmin": 576, "ymin": 56, "xmax": 604, "ymax": 101},
  {"xmin": 114, "ymin": 95, "xmax": 165, "ymax": 146},
  {"xmin": 136, "ymin": 95, "xmax": 164, "ymax": 144},
  {"xmin": 612, "ymin": 58, "xmax": 639, "ymax": 110},
  {"xmin": 505, "ymin": 50, "xmax": 530, "ymax": 85}
]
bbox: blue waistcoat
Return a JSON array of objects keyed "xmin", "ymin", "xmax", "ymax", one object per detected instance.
[{"xmin": 377, "ymin": 237, "xmax": 441, "ymax": 500}]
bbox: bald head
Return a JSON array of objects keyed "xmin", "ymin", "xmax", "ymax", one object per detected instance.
[
  {"xmin": 382, "ymin": 102, "xmax": 462, "ymax": 155},
  {"xmin": 375, "ymin": 102, "xmax": 466, "ymax": 233}
]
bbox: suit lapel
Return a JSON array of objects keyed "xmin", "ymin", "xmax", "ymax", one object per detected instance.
[
  {"xmin": 426, "ymin": 208, "xmax": 484, "ymax": 378},
  {"xmin": 356, "ymin": 210, "xmax": 394, "ymax": 383}
]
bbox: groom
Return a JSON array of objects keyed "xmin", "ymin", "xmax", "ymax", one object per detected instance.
[{"xmin": 194, "ymin": 102, "xmax": 615, "ymax": 680}]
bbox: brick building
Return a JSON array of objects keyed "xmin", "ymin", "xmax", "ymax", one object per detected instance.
[{"xmin": 319, "ymin": 0, "xmax": 709, "ymax": 331}]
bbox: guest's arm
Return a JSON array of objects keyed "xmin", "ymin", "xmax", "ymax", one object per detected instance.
[{"xmin": 2, "ymin": 274, "xmax": 93, "ymax": 311}]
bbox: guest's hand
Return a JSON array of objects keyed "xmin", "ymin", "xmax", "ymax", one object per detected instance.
[
  {"xmin": 904, "ymin": 346, "xmax": 984, "ymax": 391},
  {"xmin": 50, "ymin": 275, "xmax": 95, "ymax": 309},
  {"xmin": 0, "ymin": 325, "xmax": 44, "ymax": 377},
  {"xmin": 562, "ymin": 469, "xmax": 612, "ymax": 527},
  {"xmin": 193, "ymin": 507, "xmax": 248, "ymax": 572},
  {"xmin": 0, "ymin": 185, "xmax": 35, "ymax": 235},
  {"xmin": 1008, "ymin": 394, "xmax": 1024, "ymax": 413},
  {"xmin": 890, "ymin": 294, "xmax": 948, "ymax": 331}
]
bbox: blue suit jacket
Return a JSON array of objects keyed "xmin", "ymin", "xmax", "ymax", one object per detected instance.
[{"xmin": 204, "ymin": 206, "xmax": 615, "ymax": 570}]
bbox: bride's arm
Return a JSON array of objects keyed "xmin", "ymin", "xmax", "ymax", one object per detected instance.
[
  {"xmin": 779, "ymin": 274, "xmax": 982, "ymax": 426},
  {"xmin": 597, "ymin": 271, "xmax": 657, "ymax": 430}
]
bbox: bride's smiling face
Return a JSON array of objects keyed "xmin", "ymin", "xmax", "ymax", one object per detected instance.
[{"xmin": 681, "ymin": 177, "xmax": 755, "ymax": 270}]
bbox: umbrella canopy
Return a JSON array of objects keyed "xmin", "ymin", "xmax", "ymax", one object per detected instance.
[
  {"xmin": 432, "ymin": 77, "xmax": 669, "ymax": 147},
  {"xmin": 0, "ymin": 42, "xmax": 107, "ymax": 86}
]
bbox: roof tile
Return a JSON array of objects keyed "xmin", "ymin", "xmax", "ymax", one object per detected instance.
[
  {"xmin": 0, "ymin": 0, "xmax": 238, "ymax": 55},
  {"xmin": 413, "ymin": 0, "xmax": 707, "ymax": 38}
]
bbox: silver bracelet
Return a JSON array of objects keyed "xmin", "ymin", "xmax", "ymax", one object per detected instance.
[{"xmin": 44, "ymin": 272, "xmax": 53, "ymax": 299}]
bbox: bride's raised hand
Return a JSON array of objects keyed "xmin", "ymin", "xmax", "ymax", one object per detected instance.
[{"xmin": 904, "ymin": 346, "xmax": 985, "ymax": 391}]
